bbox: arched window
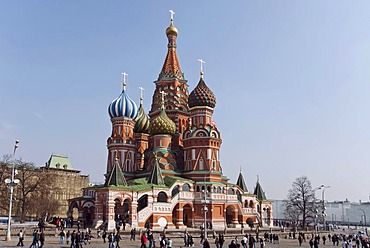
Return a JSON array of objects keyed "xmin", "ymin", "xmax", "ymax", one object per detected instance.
[
  {"xmin": 217, "ymin": 186, "xmax": 221, "ymax": 193},
  {"xmin": 183, "ymin": 183, "xmax": 190, "ymax": 192},
  {"xmin": 157, "ymin": 192, "xmax": 168, "ymax": 202},
  {"xmin": 228, "ymin": 188, "xmax": 234, "ymax": 195},
  {"xmin": 237, "ymin": 191, "xmax": 242, "ymax": 203},
  {"xmin": 199, "ymin": 158, "xmax": 204, "ymax": 170},
  {"xmin": 138, "ymin": 195, "xmax": 148, "ymax": 212},
  {"xmin": 172, "ymin": 185, "xmax": 180, "ymax": 198},
  {"xmin": 249, "ymin": 200, "xmax": 255, "ymax": 208}
]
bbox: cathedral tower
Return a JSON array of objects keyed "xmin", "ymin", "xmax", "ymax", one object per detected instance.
[
  {"xmin": 149, "ymin": 12, "xmax": 190, "ymax": 148},
  {"xmin": 106, "ymin": 75, "xmax": 138, "ymax": 174},
  {"xmin": 183, "ymin": 67, "xmax": 222, "ymax": 176}
]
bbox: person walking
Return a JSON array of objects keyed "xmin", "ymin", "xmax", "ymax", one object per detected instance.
[
  {"xmin": 203, "ymin": 238, "xmax": 210, "ymax": 248},
  {"xmin": 102, "ymin": 229, "xmax": 107, "ymax": 243},
  {"xmin": 30, "ymin": 229, "xmax": 39, "ymax": 248},
  {"xmin": 229, "ymin": 240, "xmax": 237, "ymax": 248},
  {"xmin": 60, "ymin": 229, "xmax": 66, "ymax": 244},
  {"xmin": 167, "ymin": 237, "xmax": 173, "ymax": 248},
  {"xmin": 141, "ymin": 232, "xmax": 147, "ymax": 248},
  {"xmin": 115, "ymin": 232, "xmax": 122, "ymax": 248},
  {"xmin": 39, "ymin": 231, "xmax": 45, "ymax": 248},
  {"xmin": 17, "ymin": 229, "xmax": 24, "ymax": 247},
  {"xmin": 66, "ymin": 230, "xmax": 71, "ymax": 245},
  {"xmin": 108, "ymin": 232, "xmax": 115, "ymax": 248},
  {"xmin": 70, "ymin": 230, "xmax": 76, "ymax": 248}
]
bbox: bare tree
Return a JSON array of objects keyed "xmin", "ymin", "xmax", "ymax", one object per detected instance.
[
  {"xmin": 0, "ymin": 156, "xmax": 61, "ymax": 222},
  {"xmin": 284, "ymin": 176, "xmax": 317, "ymax": 229},
  {"xmin": 0, "ymin": 155, "xmax": 14, "ymax": 213}
]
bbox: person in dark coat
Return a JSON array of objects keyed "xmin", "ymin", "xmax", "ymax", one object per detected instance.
[
  {"xmin": 115, "ymin": 232, "xmax": 122, "ymax": 248},
  {"xmin": 39, "ymin": 231, "xmax": 45, "ymax": 248},
  {"xmin": 203, "ymin": 238, "xmax": 211, "ymax": 248},
  {"xmin": 229, "ymin": 240, "xmax": 237, "ymax": 248}
]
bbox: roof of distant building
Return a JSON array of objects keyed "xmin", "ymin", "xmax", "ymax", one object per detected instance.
[{"xmin": 45, "ymin": 154, "xmax": 73, "ymax": 170}]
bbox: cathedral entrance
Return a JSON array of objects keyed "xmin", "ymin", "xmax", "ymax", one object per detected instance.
[
  {"xmin": 114, "ymin": 198, "xmax": 131, "ymax": 230},
  {"xmin": 183, "ymin": 204, "xmax": 193, "ymax": 227},
  {"xmin": 226, "ymin": 206, "xmax": 235, "ymax": 226}
]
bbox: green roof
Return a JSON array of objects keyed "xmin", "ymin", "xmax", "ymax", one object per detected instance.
[
  {"xmin": 164, "ymin": 176, "xmax": 193, "ymax": 187},
  {"xmin": 105, "ymin": 159, "xmax": 127, "ymax": 187},
  {"xmin": 147, "ymin": 158, "xmax": 165, "ymax": 185},
  {"xmin": 254, "ymin": 180, "xmax": 267, "ymax": 201},
  {"xmin": 45, "ymin": 154, "xmax": 73, "ymax": 170},
  {"xmin": 236, "ymin": 171, "xmax": 248, "ymax": 192}
]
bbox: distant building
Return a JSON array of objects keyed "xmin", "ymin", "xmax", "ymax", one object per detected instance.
[
  {"xmin": 42, "ymin": 154, "xmax": 89, "ymax": 217},
  {"xmin": 68, "ymin": 14, "xmax": 273, "ymax": 230},
  {"xmin": 272, "ymin": 199, "xmax": 370, "ymax": 226}
]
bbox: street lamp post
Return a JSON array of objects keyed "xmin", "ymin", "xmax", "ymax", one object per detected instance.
[
  {"xmin": 359, "ymin": 209, "xmax": 366, "ymax": 227},
  {"xmin": 320, "ymin": 185, "xmax": 330, "ymax": 231},
  {"xmin": 5, "ymin": 140, "xmax": 20, "ymax": 241},
  {"xmin": 314, "ymin": 184, "xmax": 330, "ymax": 231},
  {"xmin": 202, "ymin": 185, "xmax": 208, "ymax": 242}
]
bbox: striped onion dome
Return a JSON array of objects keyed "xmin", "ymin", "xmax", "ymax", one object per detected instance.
[
  {"xmin": 149, "ymin": 108, "xmax": 176, "ymax": 136},
  {"xmin": 134, "ymin": 99, "xmax": 150, "ymax": 133},
  {"xmin": 188, "ymin": 77, "xmax": 216, "ymax": 108},
  {"xmin": 108, "ymin": 84, "xmax": 138, "ymax": 119}
]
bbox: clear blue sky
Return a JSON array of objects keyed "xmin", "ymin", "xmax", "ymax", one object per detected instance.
[{"xmin": 1, "ymin": 1, "xmax": 370, "ymax": 202}]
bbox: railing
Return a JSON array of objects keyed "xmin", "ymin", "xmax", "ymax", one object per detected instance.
[{"xmin": 138, "ymin": 205, "xmax": 153, "ymax": 223}]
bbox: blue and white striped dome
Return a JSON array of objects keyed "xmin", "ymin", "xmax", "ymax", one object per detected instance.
[{"xmin": 108, "ymin": 85, "xmax": 138, "ymax": 119}]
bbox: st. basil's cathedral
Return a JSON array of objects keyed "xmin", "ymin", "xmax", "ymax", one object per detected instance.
[{"xmin": 69, "ymin": 13, "xmax": 273, "ymax": 231}]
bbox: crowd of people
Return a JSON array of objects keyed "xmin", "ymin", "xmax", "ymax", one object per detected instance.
[{"xmin": 11, "ymin": 218, "xmax": 370, "ymax": 248}]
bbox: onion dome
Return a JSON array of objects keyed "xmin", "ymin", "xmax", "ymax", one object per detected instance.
[
  {"xmin": 166, "ymin": 23, "xmax": 178, "ymax": 36},
  {"xmin": 188, "ymin": 76, "xmax": 216, "ymax": 108},
  {"xmin": 108, "ymin": 84, "xmax": 138, "ymax": 119},
  {"xmin": 149, "ymin": 108, "xmax": 176, "ymax": 136},
  {"xmin": 134, "ymin": 99, "xmax": 150, "ymax": 133}
]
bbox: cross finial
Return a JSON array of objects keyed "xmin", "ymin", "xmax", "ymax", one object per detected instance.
[
  {"xmin": 121, "ymin": 72, "xmax": 128, "ymax": 89},
  {"xmin": 169, "ymin": 10, "xmax": 175, "ymax": 23},
  {"xmin": 115, "ymin": 150, "xmax": 119, "ymax": 161},
  {"xmin": 240, "ymin": 166, "xmax": 242, "ymax": 173},
  {"xmin": 257, "ymin": 174, "xmax": 259, "ymax": 182},
  {"xmin": 198, "ymin": 59, "xmax": 205, "ymax": 78},
  {"xmin": 159, "ymin": 90, "xmax": 167, "ymax": 109},
  {"xmin": 139, "ymin": 87, "xmax": 145, "ymax": 101}
]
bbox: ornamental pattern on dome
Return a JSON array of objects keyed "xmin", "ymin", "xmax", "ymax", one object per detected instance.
[
  {"xmin": 149, "ymin": 108, "xmax": 176, "ymax": 136},
  {"xmin": 134, "ymin": 101, "xmax": 150, "ymax": 133},
  {"xmin": 108, "ymin": 87, "xmax": 138, "ymax": 119},
  {"xmin": 188, "ymin": 78, "xmax": 216, "ymax": 108}
]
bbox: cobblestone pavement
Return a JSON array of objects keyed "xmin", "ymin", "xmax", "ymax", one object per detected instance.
[{"xmin": 0, "ymin": 235, "xmax": 328, "ymax": 248}]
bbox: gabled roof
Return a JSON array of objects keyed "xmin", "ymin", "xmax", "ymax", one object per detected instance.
[
  {"xmin": 105, "ymin": 159, "xmax": 127, "ymax": 187},
  {"xmin": 254, "ymin": 180, "xmax": 267, "ymax": 201},
  {"xmin": 147, "ymin": 158, "xmax": 165, "ymax": 185},
  {"xmin": 236, "ymin": 171, "xmax": 248, "ymax": 192}
]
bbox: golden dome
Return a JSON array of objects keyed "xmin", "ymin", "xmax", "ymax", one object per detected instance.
[
  {"xmin": 149, "ymin": 108, "xmax": 176, "ymax": 136},
  {"xmin": 166, "ymin": 23, "xmax": 178, "ymax": 36}
]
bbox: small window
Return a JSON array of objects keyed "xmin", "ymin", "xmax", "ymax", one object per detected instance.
[
  {"xmin": 183, "ymin": 184, "xmax": 190, "ymax": 192},
  {"xmin": 157, "ymin": 192, "xmax": 168, "ymax": 202}
]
